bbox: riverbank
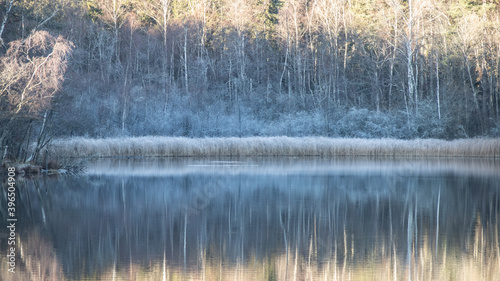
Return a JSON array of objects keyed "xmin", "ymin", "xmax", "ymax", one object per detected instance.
[
  {"xmin": 46, "ymin": 137, "xmax": 500, "ymax": 158},
  {"xmin": 1, "ymin": 158, "xmax": 85, "ymax": 177}
]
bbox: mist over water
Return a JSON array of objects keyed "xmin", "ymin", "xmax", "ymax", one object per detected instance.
[{"xmin": 1, "ymin": 157, "xmax": 499, "ymax": 280}]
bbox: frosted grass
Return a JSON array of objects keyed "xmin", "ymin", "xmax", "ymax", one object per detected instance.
[{"xmin": 46, "ymin": 136, "xmax": 500, "ymax": 158}]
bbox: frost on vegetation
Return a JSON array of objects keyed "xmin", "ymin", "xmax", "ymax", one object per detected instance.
[{"xmin": 47, "ymin": 136, "xmax": 500, "ymax": 158}]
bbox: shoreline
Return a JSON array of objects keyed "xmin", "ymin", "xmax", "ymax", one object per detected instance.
[{"xmin": 45, "ymin": 136, "xmax": 500, "ymax": 158}]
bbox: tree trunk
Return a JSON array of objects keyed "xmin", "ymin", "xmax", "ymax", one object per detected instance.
[
  {"xmin": 465, "ymin": 56, "xmax": 481, "ymax": 113},
  {"xmin": 407, "ymin": 0, "xmax": 416, "ymax": 114},
  {"xmin": 388, "ymin": 12, "xmax": 398, "ymax": 111},
  {"xmin": 436, "ymin": 53, "xmax": 441, "ymax": 120},
  {"xmin": 281, "ymin": 15, "xmax": 290, "ymax": 96},
  {"xmin": 184, "ymin": 26, "xmax": 188, "ymax": 94},
  {"xmin": 18, "ymin": 120, "xmax": 33, "ymax": 160},
  {"xmin": 2, "ymin": 145, "xmax": 7, "ymax": 161},
  {"xmin": 0, "ymin": 0, "xmax": 14, "ymax": 45},
  {"xmin": 0, "ymin": 117, "xmax": 16, "ymax": 155},
  {"xmin": 29, "ymin": 110, "xmax": 50, "ymax": 163},
  {"xmin": 121, "ymin": 65, "xmax": 129, "ymax": 134}
]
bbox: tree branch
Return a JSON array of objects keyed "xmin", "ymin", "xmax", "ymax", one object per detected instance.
[{"xmin": 35, "ymin": 9, "xmax": 60, "ymax": 31}]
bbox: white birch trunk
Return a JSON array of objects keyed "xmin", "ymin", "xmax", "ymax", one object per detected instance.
[{"xmin": 0, "ymin": 0, "xmax": 14, "ymax": 45}]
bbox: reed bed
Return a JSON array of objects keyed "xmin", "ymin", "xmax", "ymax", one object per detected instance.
[{"xmin": 46, "ymin": 136, "xmax": 500, "ymax": 158}]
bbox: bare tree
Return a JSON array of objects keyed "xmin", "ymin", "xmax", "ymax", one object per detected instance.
[
  {"xmin": 95, "ymin": 0, "xmax": 129, "ymax": 63},
  {"xmin": 137, "ymin": 0, "xmax": 172, "ymax": 110},
  {"xmin": 313, "ymin": 0, "xmax": 345, "ymax": 107},
  {"xmin": 0, "ymin": 30, "xmax": 73, "ymax": 159}
]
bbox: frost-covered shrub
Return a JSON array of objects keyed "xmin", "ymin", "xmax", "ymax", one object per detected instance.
[
  {"xmin": 334, "ymin": 108, "xmax": 410, "ymax": 138},
  {"xmin": 411, "ymin": 102, "xmax": 448, "ymax": 139},
  {"xmin": 488, "ymin": 121, "xmax": 500, "ymax": 137},
  {"xmin": 278, "ymin": 111, "xmax": 325, "ymax": 136},
  {"xmin": 55, "ymin": 78, "xmax": 492, "ymax": 139}
]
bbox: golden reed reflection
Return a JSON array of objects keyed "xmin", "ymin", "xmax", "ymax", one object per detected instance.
[{"xmin": 1, "ymin": 219, "xmax": 498, "ymax": 281}]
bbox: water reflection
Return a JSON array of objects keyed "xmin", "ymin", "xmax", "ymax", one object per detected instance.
[{"xmin": 1, "ymin": 157, "xmax": 499, "ymax": 280}]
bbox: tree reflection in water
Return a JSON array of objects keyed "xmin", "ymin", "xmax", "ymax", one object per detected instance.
[{"xmin": 1, "ymin": 158, "xmax": 499, "ymax": 280}]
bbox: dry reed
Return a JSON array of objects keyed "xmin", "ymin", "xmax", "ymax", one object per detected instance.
[{"xmin": 46, "ymin": 136, "xmax": 500, "ymax": 158}]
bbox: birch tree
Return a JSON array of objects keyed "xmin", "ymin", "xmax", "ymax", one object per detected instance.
[
  {"xmin": 93, "ymin": 0, "xmax": 129, "ymax": 64},
  {"xmin": 137, "ymin": 0, "xmax": 172, "ymax": 110},
  {"xmin": 0, "ymin": 30, "xmax": 73, "ymax": 158}
]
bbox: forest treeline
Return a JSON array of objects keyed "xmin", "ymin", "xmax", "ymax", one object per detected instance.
[{"xmin": 1, "ymin": 0, "xmax": 500, "ymax": 160}]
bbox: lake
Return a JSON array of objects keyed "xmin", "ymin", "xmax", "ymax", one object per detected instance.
[{"xmin": 1, "ymin": 157, "xmax": 499, "ymax": 280}]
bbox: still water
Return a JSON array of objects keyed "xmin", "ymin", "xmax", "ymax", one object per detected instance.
[{"xmin": 1, "ymin": 157, "xmax": 500, "ymax": 280}]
